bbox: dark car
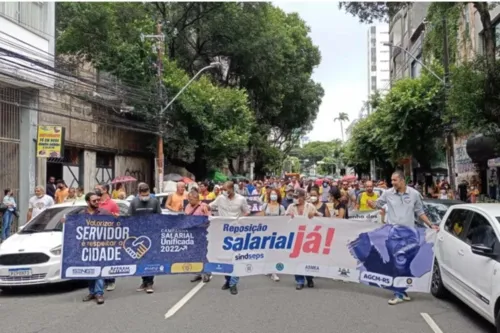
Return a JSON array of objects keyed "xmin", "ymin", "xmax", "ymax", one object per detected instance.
[{"xmin": 416, "ymin": 199, "xmax": 464, "ymax": 228}]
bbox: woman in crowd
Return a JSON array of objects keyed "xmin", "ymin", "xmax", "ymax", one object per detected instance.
[
  {"xmin": 331, "ymin": 186, "xmax": 348, "ymax": 219},
  {"xmin": 2, "ymin": 188, "xmax": 16, "ymax": 241},
  {"xmin": 112, "ymin": 182, "xmax": 126, "ymax": 199},
  {"xmin": 260, "ymin": 189, "xmax": 286, "ymax": 282},
  {"xmin": 309, "ymin": 187, "xmax": 330, "ymax": 217}
]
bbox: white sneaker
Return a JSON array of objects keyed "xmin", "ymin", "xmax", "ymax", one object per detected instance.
[
  {"xmin": 388, "ymin": 295, "xmax": 411, "ymax": 305},
  {"xmin": 271, "ymin": 273, "xmax": 280, "ymax": 281},
  {"xmin": 106, "ymin": 283, "xmax": 116, "ymax": 291}
]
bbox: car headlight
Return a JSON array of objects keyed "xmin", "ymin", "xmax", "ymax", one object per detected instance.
[{"xmin": 50, "ymin": 245, "xmax": 62, "ymax": 256}]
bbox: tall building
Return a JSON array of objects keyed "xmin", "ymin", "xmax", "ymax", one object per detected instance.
[{"xmin": 366, "ymin": 25, "xmax": 390, "ymax": 113}]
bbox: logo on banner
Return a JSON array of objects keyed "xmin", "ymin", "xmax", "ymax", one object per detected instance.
[
  {"xmin": 204, "ymin": 263, "xmax": 233, "ymax": 274},
  {"xmin": 338, "ymin": 268, "xmax": 350, "ymax": 277},
  {"xmin": 360, "ymin": 271, "xmax": 393, "ymax": 287},
  {"xmin": 123, "ymin": 236, "xmax": 152, "ymax": 259},
  {"xmin": 101, "ymin": 265, "xmax": 137, "ymax": 277},
  {"xmin": 275, "ymin": 263, "xmax": 284, "ymax": 271},
  {"xmin": 137, "ymin": 264, "xmax": 166, "ymax": 274},
  {"xmin": 235, "ymin": 253, "xmax": 264, "ymax": 261},
  {"xmin": 245, "ymin": 264, "xmax": 253, "ymax": 273},
  {"xmin": 305, "ymin": 265, "xmax": 320, "ymax": 273},
  {"xmin": 65, "ymin": 266, "xmax": 101, "ymax": 278}
]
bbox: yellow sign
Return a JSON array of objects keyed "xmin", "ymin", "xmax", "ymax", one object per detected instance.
[
  {"xmin": 171, "ymin": 262, "xmax": 204, "ymax": 274},
  {"xmin": 36, "ymin": 125, "xmax": 65, "ymax": 158}
]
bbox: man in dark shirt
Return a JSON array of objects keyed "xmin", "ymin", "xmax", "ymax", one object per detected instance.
[
  {"xmin": 80, "ymin": 192, "xmax": 111, "ymax": 305},
  {"xmin": 128, "ymin": 183, "xmax": 162, "ymax": 293}
]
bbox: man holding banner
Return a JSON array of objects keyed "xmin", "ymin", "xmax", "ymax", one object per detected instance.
[
  {"xmin": 208, "ymin": 181, "xmax": 250, "ymax": 295},
  {"xmin": 80, "ymin": 192, "xmax": 111, "ymax": 305},
  {"xmin": 367, "ymin": 171, "xmax": 437, "ymax": 305}
]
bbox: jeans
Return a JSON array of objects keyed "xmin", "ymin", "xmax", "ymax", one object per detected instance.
[
  {"xmin": 225, "ymin": 275, "xmax": 239, "ymax": 287},
  {"xmin": 294, "ymin": 275, "xmax": 313, "ymax": 284},
  {"xmin": 89, "ymin": 279, "xmax": 104, "ymax": 296},
  {"xmin": 104, "ymin": 278, "xmax": 115, "ymax": 285},
  {"xmin": 2, "ymin": 211, "xmax": 13, "ymax": 241},
  {"xmin": 394, "ymin": 291, "xmax": 408, "ymax": 299},
  {"xmin": 142, "ymin": 276, "xmax": 154, "ymax": 285}
]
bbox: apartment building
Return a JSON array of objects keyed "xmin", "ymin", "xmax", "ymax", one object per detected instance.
[{"xmin": 366, "ymin": 25, "xmax": 390, "ymax": 111}]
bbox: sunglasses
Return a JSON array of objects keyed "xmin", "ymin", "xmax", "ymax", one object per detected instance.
[{"xmin": 90, "ymin": 199, "xmax": 100, "ymax": 203}]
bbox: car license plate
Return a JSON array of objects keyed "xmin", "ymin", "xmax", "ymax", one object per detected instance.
[{"xmin": 8, "ymin": 268, "xmax": 32, "ymax": 277}]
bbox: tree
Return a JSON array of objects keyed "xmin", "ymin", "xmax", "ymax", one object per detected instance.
[
  {"xmin": 283, "ymin": 156, "xmax": 301, "ymax": 173},
  {"xmin": 55, "ymin": 2, "xmax": 255, "ymax": 178},
  {"xmin": 334, "ymin": 112, "xmax": 349, "ymax": 142},
  {"xmin": 156, "ymin": 3, "xmax": 324, "ymax": 174},
  {"xmin": 298, "ymin": 140, "xmax": 343, "ymax": 169},
  {"xmin": 338, "ymin": 2, "xmax": 411, "ymax": 23},
  {"xmin": 374, "ymin": 73, "xmax": 446, "ymax": 169}
]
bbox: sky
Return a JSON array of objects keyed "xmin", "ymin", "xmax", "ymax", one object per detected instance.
[{"xmin": 275, "ymin": 1, "xmax": 371, "ymax": 142}]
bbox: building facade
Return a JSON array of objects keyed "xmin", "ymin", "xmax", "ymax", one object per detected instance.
[
  {"xmin": 0, "ymin": 2, "xmax": 55, "ymax": 222},
  {"xmin": 0, "ymin": 3, "xmax": 154, "ymax": 225},
  {"xmin": 389, "ymin": 3, "xmax": 429, "ymax": 81},
  {"xmin": 366, "ymin": 25, "xmax": 390, "ymax": 110}
]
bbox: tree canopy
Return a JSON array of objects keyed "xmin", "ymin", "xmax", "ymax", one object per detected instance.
[{"xmin": 55, "ymin": 2, "xmax": 323, "ymax": 178}]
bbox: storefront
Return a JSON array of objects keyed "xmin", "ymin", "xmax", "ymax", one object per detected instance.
[{"xmin": 46, "ymin": 147, "xmax": 83, "ymax": 188}]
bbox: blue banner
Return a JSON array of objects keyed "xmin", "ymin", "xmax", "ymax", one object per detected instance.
[{"xmin": 62, "ymin": 214, "xmax": 209, "ymax": 279}]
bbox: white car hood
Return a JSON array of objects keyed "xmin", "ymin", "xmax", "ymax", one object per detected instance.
[{"xmin": 0, "ymin": 232, "xmax": 62, "ymax": 254}]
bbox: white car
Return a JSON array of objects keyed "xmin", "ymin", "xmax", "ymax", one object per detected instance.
[
  {"xmin": 431, "ymin": 203, "xmax": 500, "ymax": 332},
  {"xmin": 0, "ymin": 200, "xmax": 130, "ymax": 289}
]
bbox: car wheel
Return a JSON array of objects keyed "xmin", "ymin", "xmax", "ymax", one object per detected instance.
[
  {"xmin": 431, "ymin": 260, "xmax": 448, "ymax": 299},
  {"xmin": 496, "ymin": 308, "xmax": 500, "ymax": 333}
]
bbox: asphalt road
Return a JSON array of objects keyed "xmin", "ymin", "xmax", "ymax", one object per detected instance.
[{"xmin": 0, "ymin": 275, "xmax": 495, "ymax": 333}]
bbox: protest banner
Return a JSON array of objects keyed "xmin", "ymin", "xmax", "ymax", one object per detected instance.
[
  {"xmin": 62, "ymin": 215, "xmax": 436, "ymax": 293},
  {"xmin": 349, "ymin": 210, "xmax": 380, "ymax": 223}
]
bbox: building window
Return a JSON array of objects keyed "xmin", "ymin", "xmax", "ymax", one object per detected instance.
[
  {"xmin": 411, "ymin": 54, "xmax": 423, "ymax": 78},
  {"xmin": 371, "ymin": 38, "xmax": 376, "ymax": 47},
  {"xmin": 371, "ymin": 76, "xmax": 377, "ymax": 91},
  {"xmin": 371, "ymin": 47, "xmax": 377, "ymax": 61},
  {"xmin": 371, "ymin": 26, "xmax": 376, "ymax": 34},
  {"xmin": 371, "ymin": 65, "xmax": 377, "ymax": 72}
]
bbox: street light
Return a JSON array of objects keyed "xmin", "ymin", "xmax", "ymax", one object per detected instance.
[
  {"xmin": 382, "ymin": 42, "xmax": 445, "ymax": 85},
  {"xmin": 156, "ymin": 61, "xmax": 222, "ymax": 193},
  {"xmin": 159, "ymin": 61, "xmax": 222, "ymax": 114}
]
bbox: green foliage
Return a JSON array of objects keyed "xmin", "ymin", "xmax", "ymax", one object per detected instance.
[
  {"xmin": 55, "ymin": 2, "xmax": 323, "ymax": 177},
  {"xmin": 297, "ymin": 140, "xmax": 343, "ymax": 167},
  {"xmin": 345, "ymin": 73, "xmax": 445, "ymax": 171},
  {"xmin": 422, "ymin": 2, "xmax": 462, "ymax": 63},
  {"xmin": 338, "ymin": 2, "xmax": 412, "ymax": 23},
  {"xmin": 283, "ymin": 156, "xmax": 301, "ymax": 173}
]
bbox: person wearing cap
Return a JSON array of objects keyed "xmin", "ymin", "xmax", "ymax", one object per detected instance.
[
  {"xmin": 285, "ymin": 188, "xmax": 321, "ymax": 290},
  {"xmin": 281, "ymin": 184, "xmax": 295, "ymax": 209},
  {"xmin": 128, "ymin": 183, "xmax": 162, "ymax": 294}
]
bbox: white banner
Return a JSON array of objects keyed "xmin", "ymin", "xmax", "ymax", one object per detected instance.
[
  {"xmin": 206, "ymin": 216, "xmax": 436, "ymax": 293},
  {"xmin": 349, "ymin": 210, "xmax": 380, "ymax": 223}
]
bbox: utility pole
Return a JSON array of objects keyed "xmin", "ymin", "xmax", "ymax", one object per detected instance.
[
  {"xmin": 142, "ymin": 24, "xmax": 166, "ymax": 193},
  {"xmin": 443, "ymin": 18, "xmax": 456, "ymax": 191},
  {"xmin": 155, "ymin": 23, "xmax": 164, "ymax": 194}
]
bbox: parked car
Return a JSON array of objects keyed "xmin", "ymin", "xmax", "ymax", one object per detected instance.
[
  {"xmin": 0, "ymin": 200, "xmax": 129, "ymax": 289},
  {"xmin": 431, "ymin": 203, "xmax": 500, "ymax": 332},
  {"xmin": 415, "ymin": 199, "xmax": 463, "ymax": 228}
]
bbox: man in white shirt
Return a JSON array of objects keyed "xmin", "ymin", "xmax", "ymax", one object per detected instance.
[
  {"xmin": 27, "ymin": 186, "xmax": 55, "ymax": 222},
  {"xmin": 208, "ymin": 181, "xmax": 250, "ymax": 295}
]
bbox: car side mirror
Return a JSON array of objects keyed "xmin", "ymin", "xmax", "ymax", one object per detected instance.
[{"xmin": 471, "ymin": 244, "xmax": 496, "ymax": 258}]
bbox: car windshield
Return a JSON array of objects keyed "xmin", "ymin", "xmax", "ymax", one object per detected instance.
[
  {"xmin": 20, "ymin": 206, "xmax": 86, "ymax": 233},
  {"xmin": 424, "ymin": 203, "xmax": 452, "ymax": 224}
]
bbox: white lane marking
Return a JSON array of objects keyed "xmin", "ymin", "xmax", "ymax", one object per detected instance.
[
  {"xmin": 164, "ymin": 281, "xmax": 206, "ymax": 319},
  {"xmin": 421, "ymin": 313, "xmax": 444, "ymax": 333}
]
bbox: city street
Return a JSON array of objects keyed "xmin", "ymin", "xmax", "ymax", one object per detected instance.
[{"xmin": 0, "ymin": 275, "xmax": 495, "ymax": 333}]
